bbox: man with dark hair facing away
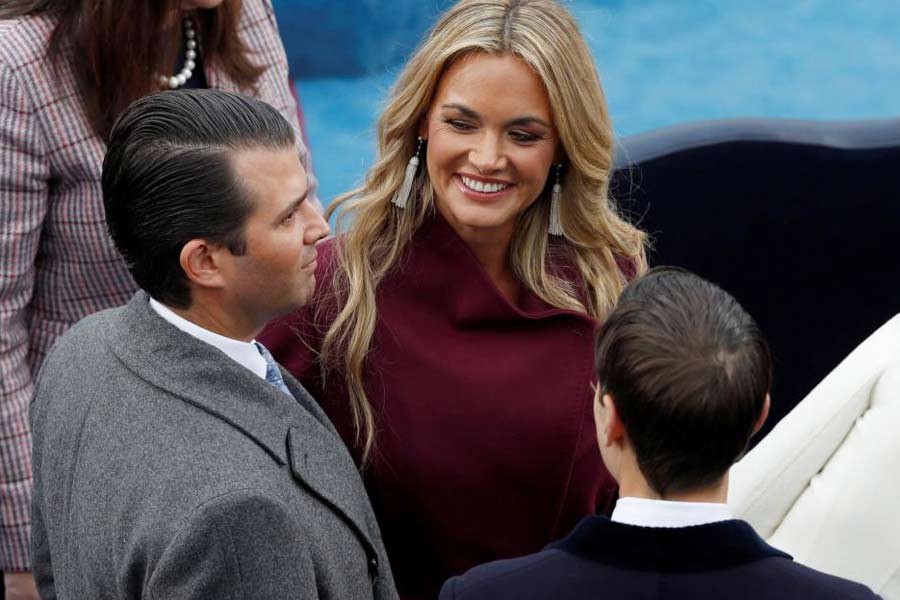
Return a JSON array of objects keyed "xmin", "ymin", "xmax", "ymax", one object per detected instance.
[
  {"xmin": 29, "ymin": 89, "xmax": 397, "ymax": 600},
  {"xmin": 440, "ymin": 267, "xmax": 879, "ymax": 600}
]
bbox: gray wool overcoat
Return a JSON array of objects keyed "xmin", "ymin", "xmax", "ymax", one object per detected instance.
[{"xmin": 30, "ymin": 291, "xmax": 398, "ymax": 600}]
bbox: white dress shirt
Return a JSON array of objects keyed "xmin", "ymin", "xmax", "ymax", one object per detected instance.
[
  {"xmin": 611, "ymin": 496, "xmax": 733, "ymax": 528},
  {"xmin": 149, "ymin": 298, "xmax": 267, "ymax": 380}
]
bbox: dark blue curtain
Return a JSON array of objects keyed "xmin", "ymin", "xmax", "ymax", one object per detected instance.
[{"xmin": 611, "ymin": 118, "xmax": 900, "ymax": 440}]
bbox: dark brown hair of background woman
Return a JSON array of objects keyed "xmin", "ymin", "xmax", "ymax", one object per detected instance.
[{"xmin": 0, "ymin": 0, "xmax": 264, "ymax": 138}]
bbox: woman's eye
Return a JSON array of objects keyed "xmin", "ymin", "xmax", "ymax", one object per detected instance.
[
  {"xmin": 446, "ymin": 119, "xmax": 475, "ymax": 132},
  {"xmin": 510, "ymin": 130, "xmax": 539, "ymax": 143}
]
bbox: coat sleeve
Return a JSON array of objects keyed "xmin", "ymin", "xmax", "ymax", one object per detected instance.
[
  {"xmin": 29, "ymin": 430, "xmax": 56, "ymax": 600},
  {"xmin": 0, "ymin": 51, "xmax": 50, "ymax": 573},
  {"xmin": 29, "ymin": 359, "xmax": 56, "ymax": 600},
  {"xmin": 147, "ymin": 489, "xmax": 318, "ymax": 599},
  {"xmin": 240, "ymin": 0, "xmax": 321, "ymax": 209}
]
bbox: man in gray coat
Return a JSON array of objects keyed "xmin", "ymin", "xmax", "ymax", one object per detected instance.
[{"xmin": 29, "ymin": 90, "xmax": 397, "ymax": 600}]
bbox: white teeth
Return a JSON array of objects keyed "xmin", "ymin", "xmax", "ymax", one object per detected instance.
[{"xmin": 461, "ymin": 175, "xmax": 509, "ymax": 194}]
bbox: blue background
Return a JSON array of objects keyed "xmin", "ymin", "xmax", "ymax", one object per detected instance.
[{"xmin": 272, "ymin": 0, "xmax": 900, "ymax": 205}]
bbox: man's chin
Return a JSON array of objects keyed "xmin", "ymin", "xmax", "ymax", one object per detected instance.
[{"xmin": 282, "ymin": 283, "xmax": 316, "ymax": 315}]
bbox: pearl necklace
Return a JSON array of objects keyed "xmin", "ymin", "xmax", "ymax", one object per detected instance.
[{"xmin": 158, "ymin": 16, "xmax": 198, "ymax": 90}]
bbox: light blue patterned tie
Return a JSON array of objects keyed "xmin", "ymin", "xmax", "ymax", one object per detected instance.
[{"xmin": 255, "ymin": 342, "xmax": 293, "ymax": 398}]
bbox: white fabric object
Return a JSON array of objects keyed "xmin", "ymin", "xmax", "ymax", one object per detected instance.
[
  {"xmin": 729, "ymin": 313, "xmax": 900, "ymax": 599},
  {"xmin": 612, "ymin": 497, "xmax": 732, "ymax": 528},
  {"xmin": 149, "ymin": 298, "xmax": 267, "ymax": 380}
]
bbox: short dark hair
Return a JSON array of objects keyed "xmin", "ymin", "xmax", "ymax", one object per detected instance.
[
  {"xmin": 102, "ymin": 89, "xmax": 295, "ymax": 308},
  {"xmin": 594, "ymin": 266, "xmax": 771, "ymax": 496}
]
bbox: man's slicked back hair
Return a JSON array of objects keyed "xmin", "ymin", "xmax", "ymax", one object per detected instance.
[
  {"xmin": 594, "ymin": 267, "xmax": 771, "ymax": 496},
  {"xmin": 102, "ymin": 89, "xmax": 295, "ymax": 308}
]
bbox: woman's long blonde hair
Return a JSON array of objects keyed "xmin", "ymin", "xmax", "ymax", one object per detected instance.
[{"xmin": 321, "ymin": 0, "xmax": 647, "ymax": 463}]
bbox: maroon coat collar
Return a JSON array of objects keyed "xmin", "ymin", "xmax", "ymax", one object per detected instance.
[{"xmin": 393, "ymin": 210, "xmax": 597, "ymax": 326}]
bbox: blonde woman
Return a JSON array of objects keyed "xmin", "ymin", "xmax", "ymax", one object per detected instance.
[{"xmin": 261, "ymin": 1, "xmax": 646, "ymax": 598}]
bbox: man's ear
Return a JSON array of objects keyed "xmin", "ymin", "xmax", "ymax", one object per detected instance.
[
  {"xmin": 593, "ymin": 391, "xmax": 625, "ymax": 447},
  {"xmin": 179, "ymin": 239, "xmax": 227, "ymax": 291},
  {"xmin": 752, "ymin": 393, "xmax": 771, "ymax": 436}
]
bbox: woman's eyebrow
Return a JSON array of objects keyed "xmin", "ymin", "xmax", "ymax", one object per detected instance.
[
  {"xmin": 441, "ymin": 102, "xmax": 480, "ymax": 119},
  {"xmin": 441, "ymin": 103, "xmax": 551, "ymax": 129},
  {"xmin": 506, "ymin": 116, "xmax": 552, "ymax": 129}
]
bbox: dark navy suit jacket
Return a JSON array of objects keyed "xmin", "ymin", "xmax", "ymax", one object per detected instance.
[{"xmin": 440, "ymin": 516, "xmax": 880, "ymax": 600}]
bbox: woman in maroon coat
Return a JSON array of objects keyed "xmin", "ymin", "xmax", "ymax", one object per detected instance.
[{"xmin": 261, "ymin": 1, "xmax": 647, "ymax": 598}]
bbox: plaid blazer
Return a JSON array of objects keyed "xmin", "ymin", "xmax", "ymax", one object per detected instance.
[{"xmin": 0, "ymin": 0, "xmax": 315, "ymax": 571}]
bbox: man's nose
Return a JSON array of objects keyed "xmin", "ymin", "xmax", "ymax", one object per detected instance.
[{"xmin": 302, "ymin": 202, "xmax": 330, "ymax": 244}]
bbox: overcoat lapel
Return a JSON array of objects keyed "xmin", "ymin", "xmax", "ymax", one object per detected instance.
[
  {"xmin": 107, "ymin": 292, "xmax": 377, "ymax": 556},
  {"xmin": 287, "ymin": 418, "xmax": 380, "ymax": 563}
]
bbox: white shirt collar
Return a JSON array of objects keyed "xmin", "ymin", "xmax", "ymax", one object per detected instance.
[
  {"xmin": 611, "ymin": 497, "xmax": 733, "ymax": 528},
  {"xmin": 149, "ymin": 298, "xmax": 267, "ymax": 380}
]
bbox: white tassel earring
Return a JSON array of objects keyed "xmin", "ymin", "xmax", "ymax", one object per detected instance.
[
  {"xmin": 392, "ymin": 136, "xmax": 425, "ymax": 209},
  {"xmin": 548, "ymin": 163, "xmax": 564, "ymax": 236}
]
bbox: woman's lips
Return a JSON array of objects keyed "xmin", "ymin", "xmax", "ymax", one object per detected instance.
[{"xmin": 454, "ymin": 174, "xmax": 513, "ymax": 200}]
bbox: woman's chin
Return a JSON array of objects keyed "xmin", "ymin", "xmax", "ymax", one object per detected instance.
[{"xmin": 439, "ymin": 204, "xmax": 519, "ymax": 238}]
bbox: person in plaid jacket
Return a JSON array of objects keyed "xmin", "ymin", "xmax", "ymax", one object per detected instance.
[{"xmin": 0, "ymin": 1, "xmax": 316, "ymax": 596}]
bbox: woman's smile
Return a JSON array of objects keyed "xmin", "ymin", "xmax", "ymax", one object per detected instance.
[{"xmin": 455, "ymin": 173, "xmax": 514, "ymax": 200}]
